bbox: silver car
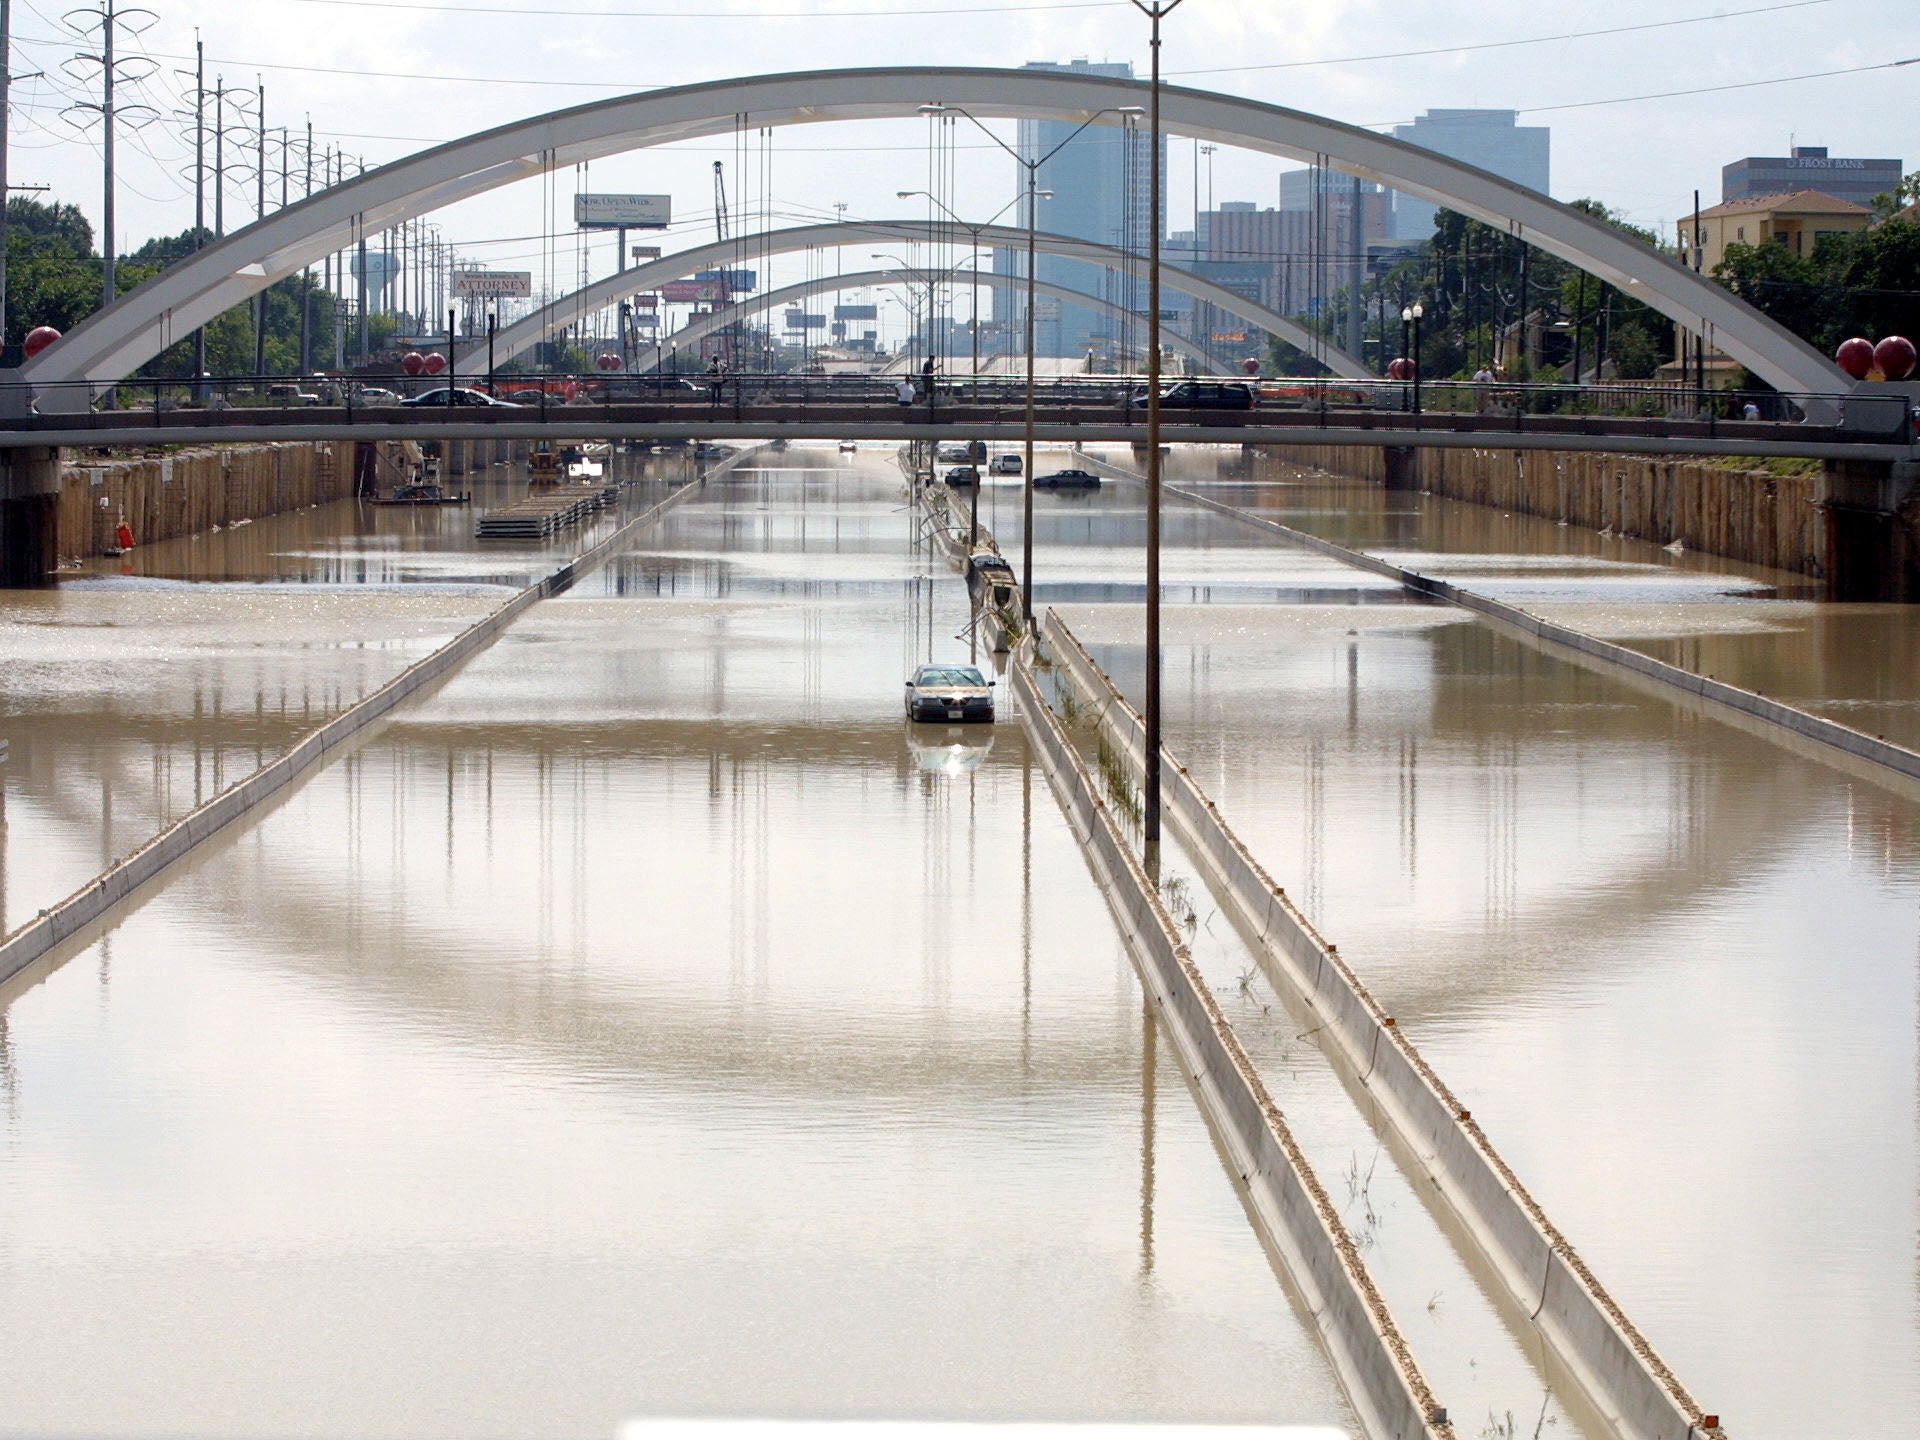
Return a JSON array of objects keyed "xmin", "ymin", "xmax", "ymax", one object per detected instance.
[{"xmin": 904, "ymin": 663, "xmax": 995, "ymax": 723}]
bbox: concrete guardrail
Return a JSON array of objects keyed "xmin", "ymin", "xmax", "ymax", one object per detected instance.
[
  {"xmin": 1073, "ymin": 449, "xmax": 1920, "ymax": 794},
  {"xmin": 0, "ymin": 448, "xmax": 763, "ymax": 988},
  {"xmin": 1042, "ymin": 609, "xmax": 1725, "ymax": 1440},
  {"xmin": 1011, "ymin": 643, "xmax": 1452, "ymax": 1440}
]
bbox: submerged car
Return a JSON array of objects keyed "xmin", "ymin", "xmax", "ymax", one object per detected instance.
[
  {"xmin": 904, "ymin": 663, "xmax": 995, "ymax": 723},
  {"xmin": 943, "ymin": 465, "xmax": 979, "ymax": 487},
  {"xmin": 1032, "ymin": 467, "xmax": 1101, "ymax": 490},
  {"xmin": 987, "ymin": 454, "xmax": 1022, "ymax": 475}
]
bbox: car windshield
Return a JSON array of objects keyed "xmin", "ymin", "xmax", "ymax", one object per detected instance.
[{"xmin": 916, "ymin": 667, "xmax": 986, "ymax": 686}]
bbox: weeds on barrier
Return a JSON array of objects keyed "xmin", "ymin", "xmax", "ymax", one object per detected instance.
[{"xmin": 1096, "ymin": 730, "xmax": 1142, "ymax": 831}]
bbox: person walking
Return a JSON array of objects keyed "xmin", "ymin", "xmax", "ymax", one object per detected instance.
[{"xmin": 706, "ymin": 356, "xmax": 727, "ymax": 404}]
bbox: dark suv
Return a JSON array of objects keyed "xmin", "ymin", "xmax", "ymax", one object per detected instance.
[{"xmin": 1125, "ymin": 380, "xmax": 1255, "ymax": 410}]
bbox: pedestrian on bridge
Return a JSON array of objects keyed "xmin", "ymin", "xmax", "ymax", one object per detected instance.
[
  {"xmin": 896, "ymin": 377, "xmax": 918, "ymax": 408},
  {"xmin": 706, "ymin": 357, "xmax": 728, "ymax": 404}
]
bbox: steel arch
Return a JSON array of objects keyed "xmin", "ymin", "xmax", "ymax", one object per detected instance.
[
  {"xmin": 477, "ymin": 219, "xmax": 1367, "ymax": 377},
  {"xmin": 631, "ymin": 268, "xmax": 1223, "ymax": 374},
  {"xmin": 17, "ymin": 66, "xmax": 1844, "ymax": 407}
]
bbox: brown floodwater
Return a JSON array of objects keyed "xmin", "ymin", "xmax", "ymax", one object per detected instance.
[
  {"xmin": 992, "ymin": 463, "xmax": 1919, "ymax": 1440},
  {"xmin": 0, "ymin": 449, "xmax": 1356, "ymax": 1439}
]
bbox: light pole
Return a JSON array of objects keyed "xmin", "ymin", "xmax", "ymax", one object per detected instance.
[
  {"xmin": 1129, "ymin": 0, "xmax": 1188, "ymax": 854},
  {"xmin": 896, "ymin": 188, "xmax": 1026, "ymax": 389},
  {"xmin": 1402, "ymin": 301, "xmax": 1424, "ymax": 414},
  {"xmin": 919, "ymin": 101, "xmax": 1143, "ymax": 630}
]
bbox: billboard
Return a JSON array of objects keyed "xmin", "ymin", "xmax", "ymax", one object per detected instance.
[
  {"xmin": 632, "ymin": 293, "xmax": 657, "ymax": 308},
  {"xmin": 694, "ymin": 268, "xmax": 757, "ymax": 292},
  {"xmin": 659, "ymin": 279, "xmax": 727, "ymax": 303},
  {"xmin": 833, "ymin": 303, "xmax": 878, "ymax": 322},
  {"xmin": 574, "ymin": 193, "xmax": 671, "ymax": 229},
  {"xmin": 632, "ymin": 312, "xmax": 658, "ymax": 328},
  {"xmin": 783, "ymin": 311, "xmax": 827, "ymax": 330},
  {"xmin": 453, "ymin": 270, "xmax": 532, "ymax": 298},
  {"xmin": 631, "ymin": 245, "xmax": 663, "ymax": 262}
]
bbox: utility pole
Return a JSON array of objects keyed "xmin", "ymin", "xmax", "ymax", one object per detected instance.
[
  {"xmin": 355, "ymin": 157, "xmax": 368, "ymax": 361},
  {"xmin": 1129, "ymin": 0, "xmax": 1186, "ymax": 855},
  {"xmin": 1, "ymin": 0, "xmax": 12, "ymax": 353},
  {"xmin": 213, "ymin": 78, "xmax": 224, "ymax": 236},
  {"xmin": 253, "ymin": 80, "xmax": 265, "ymax": 377},
  {"xmin": 298, "ymin": 118, "xmax": 311, "ymax": 373},
  {"xmin": 190, "ymin": 36, "xmax": 205, "ymax": 386},
  {"xmin": 100, "ymin": 0, "xmax": 114, "ymax": 306}
]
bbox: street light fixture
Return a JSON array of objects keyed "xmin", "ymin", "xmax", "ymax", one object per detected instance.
[
  {"xmin": 1402, "ymin": 301, "xmax": 1424, "ymax": 414},
  {"xmin": 919, "ymin": 100, "xmax": 1143, "ymax": 631},
  {"xmin": 896, "ymin": 188, "xmax": 1026, "ymax": 384}
]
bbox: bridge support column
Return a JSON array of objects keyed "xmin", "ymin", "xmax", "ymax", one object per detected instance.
[
  {"xmin": 1382, "ymin": 445, "xmax": 1420, "ymax": 491},
  {"xmin": 0, "ymin": 446, "xmax": 62, "ymax": 587},
  {"xmin": 1820, "ymin": 458, "xmax": 1920, "ymax": 601}
]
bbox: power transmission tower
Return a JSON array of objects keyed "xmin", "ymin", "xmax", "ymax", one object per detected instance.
[{"xmin": 61, "ymin": 0, "xmax": 157, "ymax": 309}]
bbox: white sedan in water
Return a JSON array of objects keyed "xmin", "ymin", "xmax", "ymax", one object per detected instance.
[{"xmin": 904, "ymin": 663, "xmax": 996, "ymax": 723}]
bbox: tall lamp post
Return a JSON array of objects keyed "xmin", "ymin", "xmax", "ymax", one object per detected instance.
[
  {"xmin": 896, "ymin": 188, "xmax": 1026, "ymax": 388},
  {"xmin": 918, "ymin": 101, "xmax": 1143, "ymax": 629},
  {"xmin": 1402, "ymin": 301, "xmax": 1424, "ymax": 414},
  {"xmin": 1129, "ymin": 0, "xmax": 1187, "ymax": 854}
]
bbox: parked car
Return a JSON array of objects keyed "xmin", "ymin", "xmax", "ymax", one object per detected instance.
[
  {"xmin": 904, "ymin": 663, "xmax": 995, "ymax": 724},
  {"xmin": 988, "ymin": 454, "xmax": 1022, "ymax": 475},
  {"xmin": 943, "ymin": 465, "xmax": 979, "ymax": 487},
  {"xmin": 400, "ymin": 387, "xmax": 518, "ymax": 407},
  {"xmin": 1032, "ymin": 467, "xmax": 1101, "ymax": 490},
  {"xmin": 1125, "ymin": 380, "xmax": 1255, "ymax": 410},
  {"xmin": 266, "ymin": 383, "xmax": 322, "ymax": 405}
]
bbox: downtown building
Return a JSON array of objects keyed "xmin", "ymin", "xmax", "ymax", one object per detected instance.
[
  {"xmin": 991, "ymin": 60, "xmax": 1165, "ymax": 361},
  {"xmin": 1722, "ymin": 145, "xmax": 1904, "ymax": 209},
  {"xmin": 1388, "ymin": 109, "xmax": 1550, "ymax": 240}
]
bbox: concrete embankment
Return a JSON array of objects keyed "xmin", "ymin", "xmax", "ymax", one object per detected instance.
[
  {"xmin": 0, "ymin": 448, "xmax": 761, "ymax": 987},
  {"xmin": 1010, "ymin": 643, "xmax": 1453, "ymax": 1440},
  {"xmin": 1042, "ymin": 610, "xmax": 1725, "ymax": 1440},
  {"xmin": 54, "ymin": 441, "xmax": 421, "ymax": 562},
  {"xmin": 1077, "ymin": 451, "xmax": 1920, "ymax": 795},
  {"xmin": 1259, "ymin": 443, "xmax": 1823, "ymax": 579}
]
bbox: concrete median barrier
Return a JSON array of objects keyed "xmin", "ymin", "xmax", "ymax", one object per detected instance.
[
  {"xmin": 1011, "ymin": 646, "xmax": 1452, "ymax": 1440},
  {"xmin": 1043, "ymin": 611, "xmax": 1725, "ymax": 1440}
]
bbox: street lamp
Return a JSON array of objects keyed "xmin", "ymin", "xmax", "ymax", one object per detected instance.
[
  {"xmin": 919, "ymin": 100, "xmax": 1143, "ymax": 630},
  {"xmin": 897, "ymin": 188, "xmax": 1026, "ymax": 387},
  {"xmin": 1401, "ymin": 301, "xmax": 1424, "ymax": 413},
  {"xmin": 1128, "ymin": 0, "xmax": 1189, "ymax": 855}
]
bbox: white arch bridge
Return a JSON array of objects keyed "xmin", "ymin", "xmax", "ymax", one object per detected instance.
[{"xmin": 10, "ymin": 65, "xmax": 1850, "ymax": 419}]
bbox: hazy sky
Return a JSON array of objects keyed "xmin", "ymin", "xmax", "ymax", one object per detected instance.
[{"xmin": 7, "ymin": 0, "xmax": 1916, "ymax": 336}]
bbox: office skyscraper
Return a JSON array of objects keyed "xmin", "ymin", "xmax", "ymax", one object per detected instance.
[
  {"xmin": 992, "ymin": 60, "xmax": 1165, "ymax": 360},
  {"xmin": 1389, "ymin": 109, "xmax": 1550, "ymax": 240}
]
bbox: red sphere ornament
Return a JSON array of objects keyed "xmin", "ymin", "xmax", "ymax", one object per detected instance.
[
  {"xmin": 23, "ymin": 325, "xmax": 61, "ymax": 359},
  {"xmin": 423, "ymin": 352, "xmax": 447, "ymax": 376},
  {"xmin": 1387, "ymin": 357, "xmax": 1415, "ymax": 381},
  {"xmin": 1835, "ymin": 337, "xmax": 1875, "ymax": 380},
  {"xmin": 597, "ymin": 352, "xmax": 622, "ymax": 372},
  {"xmin": 1873, "ymin": 335, "xmax": 1916, "ymax": 382},
  {"xmin": 400, "ymin": 350, "xmax": 426, "ymax": 377},
  {"xmin": 1241, "ymin": 357, "xmax": 1261, "ymax": 377}
]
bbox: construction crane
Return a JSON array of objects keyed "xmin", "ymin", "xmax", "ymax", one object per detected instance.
[{"xmin": 712, "ymin": 161, "xmax": 730, "ymax": 242}]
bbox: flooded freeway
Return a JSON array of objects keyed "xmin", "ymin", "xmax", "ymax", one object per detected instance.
[
  {"xmin": 0, "ymin": 449, "xmax": 1352, "ymax": 1437},
  {"xmin": 0, "ymin": 441, "xmax": 1914, "ymax": 1439}
]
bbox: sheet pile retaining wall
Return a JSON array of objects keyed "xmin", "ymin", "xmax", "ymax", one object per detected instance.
[
  {"xmin": 1073, "ymin": 450, "xmax": 1920, "ymax": 790},
  {"xmin": 1257, "ymin": 443, "xmax": 1821, "ymax": 577},
  {"xmin": 56, "ymin": 441, "xmax": 418, "ymax": 561},
  {"xmin": 1042, "ymin": 610, "xmax": 1724, "ymax": 1440},
  {"xmin": 1011, "ymin": 647, "xmax": 1451, "ymax": 1440},
  {"xmin": 0, "ymin": 451, "xmax": 758, "ymax": 988}
]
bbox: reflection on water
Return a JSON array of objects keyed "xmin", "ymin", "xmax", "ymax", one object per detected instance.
[
  {"xmin": 0, "ymin": 448, "xmax": 1354, "ymax": 1439},
  {"xmin": 1000, "ymin": 468, "xmax": 1918, "ymax": 1440}
]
